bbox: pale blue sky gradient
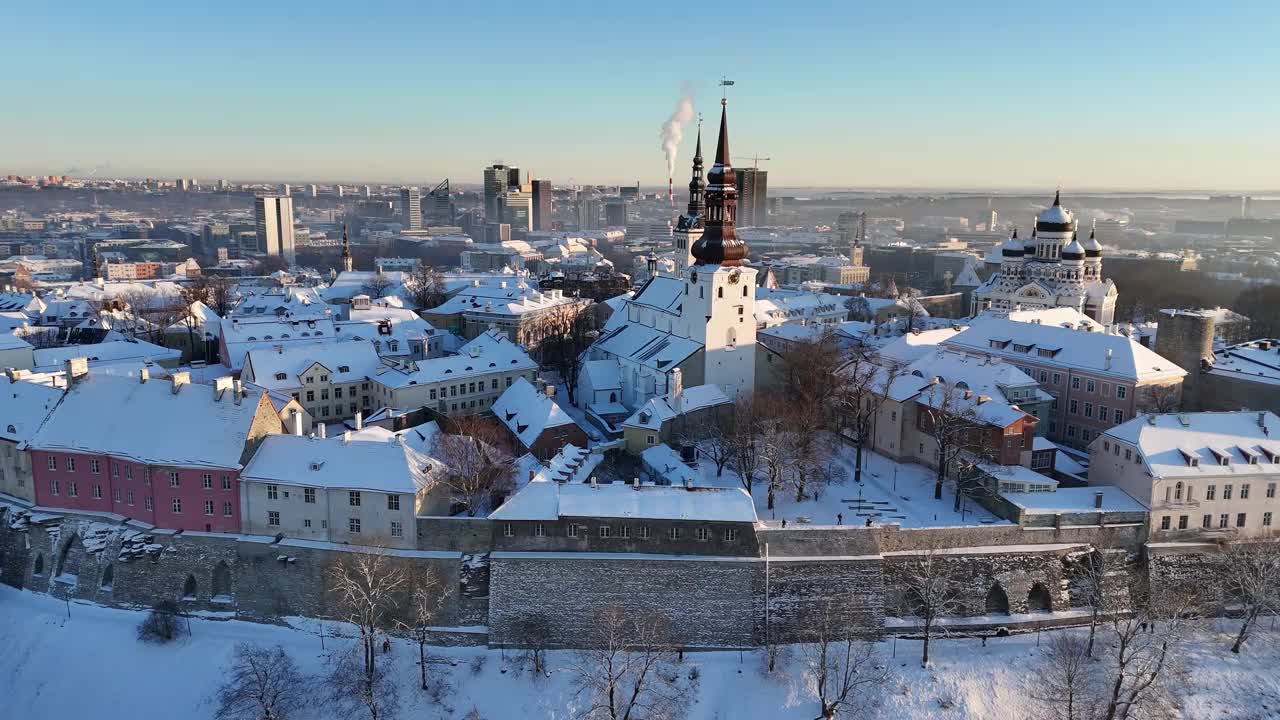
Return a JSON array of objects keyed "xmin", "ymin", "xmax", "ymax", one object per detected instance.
[{"xmin": 3, "ymin": 1, "xmax": 1278, "ymax": 190}]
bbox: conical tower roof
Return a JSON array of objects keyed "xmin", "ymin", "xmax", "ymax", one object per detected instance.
[{"xmin": 690, "ymin": 102, "xmax": 748, "ymax": 267}]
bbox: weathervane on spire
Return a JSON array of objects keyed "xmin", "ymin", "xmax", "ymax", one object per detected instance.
[{"xmin": 719, "ymin": 76, "xmax": 734, "ymax": 105}]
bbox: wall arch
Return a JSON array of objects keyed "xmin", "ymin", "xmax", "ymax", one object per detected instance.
[
  {"xmin": 985, "ymin": 583, "xmax": 1010, "ymax": 615},
  {"xmin": 55, "ymin": 534, "xmax": 83, "ymax": 582},
  {"xmin": 182, "ymin": 574, "xmax": 198, "ymax": 600},
  {"xmin": 211, "ymin": 561, "xmax": 232, "ymax": 601},
  {"xmin": 33, "ymin": 553, "xmax": 44, "ymax": 576},
  {"xmin": 1027, "ymin": 582, "xmax": 1053, "ymax": 613},
  {"xmin": 100, "ymin": 564, "xmax": 114, "ymax": 591}
]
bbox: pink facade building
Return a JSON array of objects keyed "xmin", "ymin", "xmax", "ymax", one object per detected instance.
[{"xmin": 27, "ymin": 364, "xmax": 282, "ymax": 533}]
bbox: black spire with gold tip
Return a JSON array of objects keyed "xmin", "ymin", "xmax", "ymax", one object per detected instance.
[
  {"xmin": 341, "ymin": 224, "xmax": 353, "ymax": 272},
  {"xmin": 690, "ymin": 99, "xmax": 748, "ymax": 267}
]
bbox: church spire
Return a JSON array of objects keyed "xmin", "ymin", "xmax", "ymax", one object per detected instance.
[
  {"xmin": 685, "ymin": 119, "xmax": 705, "ymax": 220},
  {"xmin": 690, "ymin": 100, "xmax": 747, "ymax": 267},
  {"xmin": 341, "ymin": 224, "xmax": 353, "ymax": 273}
]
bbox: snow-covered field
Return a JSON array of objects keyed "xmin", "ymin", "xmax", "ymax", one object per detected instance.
[
  {"xmin": 3, "ymin": 584, "xmax": 1275, "ymax": 719},
  {"xmin": 699, "ymin": 444, "xmax": 1007, "ymax": 529}
]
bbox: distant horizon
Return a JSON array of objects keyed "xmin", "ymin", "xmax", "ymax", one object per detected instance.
[{"xmin": 5, "ymin": 2, "xmax": 1279, "ymax": 191}]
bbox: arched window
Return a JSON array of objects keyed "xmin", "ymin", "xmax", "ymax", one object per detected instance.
[
  {"xmin": 742, "ymin": 286, "xmax": 748, "ymax": 297},
  {"xmin": 1027, "ymin": 583, "xmax": 1053, "ymax": 612},
  {"xmin": 985, "ymin": 583, "xmax": 1010, "ymax": 615},
  {"xmin": 717, "ymin": 287, "xmax": 723, "ymax": 299},
  {"xmin": 33, "ymin": 553, "xmax": 44, "ymax": 576},
  {"xmin": 182, "ymin": 574, "xmax": 197, "ymax": 600},
  {"xmin": 211, "ymin": 561, "xmax": 231, "ymax": 601},
  {"xmin": 100, "ymin": 564, "xmax": 114, "ymax": 591},
  {"xmin": 1174, "ymin": 482, "xmax": 1183, "ymax": 500},
  {"xmin": 56, "ymin": 534, "xmax": 81, "ymax": 583},
  {"xmin": 609, "ymin": 392, "xmax": 617, "ymax": 403}
]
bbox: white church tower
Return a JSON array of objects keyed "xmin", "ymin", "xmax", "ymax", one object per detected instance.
[{"xmin": 678, "ymin": 99, "xmax": 756, "ymax": 400}]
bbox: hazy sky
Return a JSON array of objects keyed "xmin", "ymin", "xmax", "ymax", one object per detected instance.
[{"xmin": 4, "ymin": 1, "xmax": 1279, "ymax": 191}]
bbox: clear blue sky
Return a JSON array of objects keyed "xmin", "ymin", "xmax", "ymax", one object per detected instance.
[{"xmin": 4, "ymin": 1, "xmax": 1278, "ymax": 191}]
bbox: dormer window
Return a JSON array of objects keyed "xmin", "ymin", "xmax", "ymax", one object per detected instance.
[
  {"xmin": 1210, "ymin": 447, "xmax": 1232, "ymax": 466},
  {"xmin": 274, "ymin": 372, "xmax": 287, "ymax": 381},
  {"xmin": 338, "ymin": 365, "xmax": 350, "ymax": 373},
  {"xmin": 1178, "ymin": 448, "xmax": 1199, "ymax": 467}
]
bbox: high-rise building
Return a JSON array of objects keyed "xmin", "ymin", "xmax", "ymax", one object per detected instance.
[
  {"xmin": 604, "ymin": 200, "xmax": 628, "ymax": 227},
  {"xmin": 400, "ymin": 187, "xmax": 422, "ymax": 230},
  {"xmin": 363, "ymin": 185, "xmax": 372, "ymax": 199},
  {"xmin": 336, "ymin": 185, "xmax": 345, "ymax": 198},
  {"xmin": 427, "ymin": 179, "xmax": 452, "ymax": 225},
  {"xmin": 307, "ymin": 184, "xmax": 318, "ymax": 199},
  {"xmin": 577, "ymin": 198, "xmax": 602, "ymax": 231},
  {"xmin": 279, "ymin": 183, "xmax": 291, "ymax": 197},
  {"xmin": 531, "ymin": 179, "xmax": 552, "ymax": 231},
  {"xmin": 254, "ymin": 195, "xmax": 296, "ymax": 264},
  {"xmin": 500, "ymin": 190, "xmax": 532, "ymax": 231},
  {"xmin": 734, "ymin": 168, "xmax": 768, "ymax": 227},
  {"xmin": 483, "ymin": 164, "xmax": 511, "ymax": 220},
  {"xmin": 507, "ymin": 167, "xmax": 522, "ymax": 190},
  {"xmin": 484, "ymin": 223, "xmax": 512, "ymax": 244}
]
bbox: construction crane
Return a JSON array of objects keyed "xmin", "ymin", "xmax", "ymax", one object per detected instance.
[{"xmin": 734, "ymin": 155, "xmax": 771, "ymax": 170}]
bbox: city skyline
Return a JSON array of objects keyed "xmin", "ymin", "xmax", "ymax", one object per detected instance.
[{"xmin": 4, "ymin": 1, "xmax": 1279, "ymax": 191}]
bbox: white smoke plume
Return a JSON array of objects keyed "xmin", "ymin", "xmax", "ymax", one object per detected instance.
[{"xmin": 660, "ymin": 85, "xmax": 696, "ymax": 179}]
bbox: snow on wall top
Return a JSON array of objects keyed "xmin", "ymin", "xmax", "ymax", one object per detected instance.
[{"xmin": 489, "ymin": 477, "xmax": 758, "ymax": 523}]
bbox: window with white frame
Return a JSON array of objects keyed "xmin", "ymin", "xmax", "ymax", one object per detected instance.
[
  {"xmin": 695, "ymin": 527, "xmax": 709, "ymax": 541},
  {"xmin": 223, "ymin": 501, "xmax": 232, "ymax": 516},
  {"xmin": 387, "ymin": 494, "xmax": 400, "ymax": 511},
  {"xmin": 349, "ymin": 518, "xmax": 361, "ymax": 533},
  {"xmin": 267, "ymin": 484, "xmax": 278, "ymax": 500},
  {"xmin": 600, "ymin": 525, "xmax": 612, "ymax": 538},
  {"xmin": 503, "ymin": 523, "xmax": 513, "ymax": 537},
  {"xmin": 268, "ymin": 511, "xmax": 280, "ymax": 526},
  {"xmin": 202, "ymin": 473, "xmax": 212, "ymax": 489},
  {"xmin": 534, "ymin": 523, "xmax": 545, "ymax": 537},
  {"xmin": 668, "ymin": 527, "xmax": 681, "ymax": 540},
  {"xmin": 169, "ymin": 471, "xmax": 180, "ymax": 487},
  {"xmin": 391, "ymin": 521, "xmax": 403, "ymax": 538},
  {"xmin": 203, "ymin": 500, "xmax": 213, "ymax": 515},
  {"xmin": 171, "ymin": 498, "xmax": 182, "ymax": 513},
  {"xmin": 349, "ymin": 491, "xmax": 361, "ymax": 506},
  {"xmin": 304, "ymin": 488, "xmax": 316, "ymax": 503},
  {"xmin": 90, "ymin": 459, "xmax": 100, "ymax": 474}
]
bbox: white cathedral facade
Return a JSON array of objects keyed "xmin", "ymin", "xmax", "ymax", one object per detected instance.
[
  {"xmin": 972, "ymin": 193, "xmax": 1118, "ymax": 326},
  {"xmin": 575, "ymin": 102, "xmax": 757, "ymax": 427}
]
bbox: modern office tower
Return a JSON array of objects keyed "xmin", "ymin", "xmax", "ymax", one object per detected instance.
[
  {"xmin": 336, "ymin": 185, "xmax": 345, "ymax": 198},
  {"xmin": 531, "ymin": 179, "xmax": 552, "ymax": 231},
  {"xmin": 733, "ymin": 168, "xmax": 768, "ymax": 227},
  {"xmin": 254, "ymin": 195, "xmax": 296, "ymax": 264},
  {"xmin": 484, "ymin": 223, "xmax": 512, "ymax": 244},
  {"xmin": 577, "ymin": 197, "xmax": 602, "ymax": 231},
  {"xmin": 427, "ymin": 179, "xmax": 452, "ymax": 224},
  {"xmin": 604, "ymin": 200, "xmax": 627, "ymax": 227},
  {"xmin": 400, "ymin": 187, "xmax": 423, "ymax": 230},
  {"xmin": 176, "ymin": 178, "xmax": 191, "ymax": 192},
  {"xmin": 500, "ymin": 190, "xmax": 533, "ymax": 231},
  {"xmin": 363, "ymin": 185, "xmax": 372, "ymax": 198},
  {"xmin": 279, "ymin": 183, "xmax": 291, "ymax": 197},
  {"xmin": 483, "ymin": 164, "xmax": 511, "ymax": 220},
  {"xmin": 306, "ymin": 184, "xmax": 318, "ymax": 198},
  {"xmin": 217, "ymin": 179, "xmax": 230, "ymax": 191},
  {"xmin": 507, "ymin": 167, "xmax": 522, "ymax": 190}
]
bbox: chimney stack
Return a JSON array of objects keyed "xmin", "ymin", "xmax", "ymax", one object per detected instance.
[
  {"xmin": 354, "ymin": 411, "xmax": 363, "ymax": 431},
  {"xmin": 170, "ymin": 371, "xmax": 191, "ymax": 394},
  {"xmin": 138, "ymin": 367, "xmax": 149, "ymax": 384},
  {"xmin": 1105, "ymin": 348, "xmax": 1113, "ymax": 370},
  {"xmin": 1093, "ymin": 491, "xmax": 1104, "ymax": 509},
  {"xmin": 213, "ymin": 376, "xmax": 234, "ymax": 400},
  {"xmin": 64, "ymin": 357, "xmax": 89, "ymax": 384},
  {"xmin": 233, "ymin": 379, "xmax": 244, "ymax": 405},
  {"xmin": 293, "ymin": 412, "xmax": 304, "ymax": 436},
  {"xmin": 544, "ymin": 384, "xmax": 556, "ymax": 399},
  {"xmin": 317, "ymin": 423, "xmax": 326, "ymax": 439}
]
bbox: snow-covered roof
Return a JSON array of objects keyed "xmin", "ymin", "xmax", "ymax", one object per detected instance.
[
  {"xmin": 531, "ymin": 444, "xmax": 601, "ymax": 484},
  {"xmin": 581, "ymin": 359, "xmax": 621, "ymax": 391},
  {"xmin": 641, "ymin": 443, "xmax": 702, "ymax": 486},
  {"xmin": 943, "ymin": 315, "xmax": 1186, "ymax": 382},
  {"xmin": 1208, "ymin": 339, "xmax": 1280, "ymax": 387},
  {"xmin": 0, "ymin": 378, "xmax": 64, "ymax": 443},
  {"xmin": 244, "ymin": 341, "xmax": 382, "ymax": 391},
  {"xmin": 373, "ymin": 329, "xmax": 537, "ymax": 389},
  {"xmin": 28, "ymin": 371, "xmax": 267, "ymax": 469},
  {"xmin": 622, "ymin": 385, "xmax": 730, "ymax": 432},
  {"xmin": 876, "ymin": 327, "xmax": 966, "ymax": 366},
  {"xmin": 164, "ymin": 301, "xmax": 222, "ymax": 336},
  {"xmin": 915, "ymin": 381, "xmax": 1032, "ymax": 429},
  {"xmin": 1004, "ymin": 307, "xmax": 1102, "ymax": 332},
  {"xmin": 492, "ymin": 377, "xmax": 579, "ymax": 447},
  {"xmin": 1102, "ymin": 411, "xmax": 1280, "ymax": 479},
  {"xmin": 232, "ymin": 287, "xmax": 332, "ymax": 319},
  {"xmin": 489, "ymin": 477, "xmax": 757, "ymax": 522},
  {"xmin": 220, "ymin": 317, "xmax": 339, "ymax": 369},
  {"xmin": 980, "ymin": 463, "xmax": 1058, "ymax": 488},
  {"xmin": 322, "ymin": 270, "xmax": 411, "ymax": 305},
  {"xmin": 628, "ymin": 276, "xmax": 685, "ymax": 316},
  {"xmin": 953, "ymin": 260, "xmax": 982, "ymax": 287},
  {"xmin": 428, "ymin": 282, "xmax": 578, "ymax": 317},
  {"xmin": 905, "ymin": 349, "xmax": 1038, "ymax": 398},
  {"xmin": 32, "ymin": 340, "xmax": 180, "ymax": 372},
  {"xmin": 591, "ymin": 323, "xmax": 701, "ymax": 372},
  {"xmin": 0, "ymin": 331, "xmax": 33, "ymax": 352},
  {"xmin": 242, "ymin": 434, "xmax": 432, "ymax": 494},
  {"xmin": 1003, "ymin": 486, "xmax": 1145, "ymax": 515}
]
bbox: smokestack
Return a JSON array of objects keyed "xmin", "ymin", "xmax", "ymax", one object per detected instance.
[{"xmin": 668, "ymin": 177, "xmax": 674, "ymax": 208}]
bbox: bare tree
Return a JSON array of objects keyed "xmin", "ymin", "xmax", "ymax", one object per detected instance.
[
  {"xmin": 845, "ymin": 295, "xmax": 872, "ymax": 323},
  {"xmin": 677, "ymin": 408, "xmax": 733, "ymax": 478},
  {"xmin": 727, "ymin": 396, "xmax": 763, "ymax": 494},
  {"xmin": 836, "ymin": 349, "xmax": 903, "ymax": 487},
  {"xmin": 214, "ymin": 643, "xmax": 310, "ymax": 720},
  {"xmin": 396, "ymin": 565, "xmax": 448, "ymax": 691},
  {"xmin": 326, "ymin": 647, "xmax": 400, "ymax": 720},
  {"xmin": 800, "ymin": 604, "xmax": 890, "ymax": 720},
  {"xmin": 895, "ymin": 545, "xmax": 965, "ymax": 666},
  {"xmin": 1075, "ymin": 550, "xmax": 1115, "ymax": 658},
  {"xmin": 432, "ymin": 416, "xmax": 517, "ymax": 516},
  {"xmin": 326, "ymin": 547, "xmax": 410, "ymax": 684},
  {"xmin": 513, "ymin": 614, "xmax": 554, "ymax": 677},
  {"xmin": 756, "ymin": 403, "xmax": 792, "ymax": 512},
  {"xmin": 406, "ymin": 260, "xmax": 446, "ymax": 310},
  {"xmin": 568, "ymin": 606, "xmax": 695, "ymax": 720},
  {"xmin": 535, "ymin": 301, "xmax": 597, "ymax": 404},
  {"xmin": 1029, "ymin": 633, "xmax": 1099, "ymax": 720},
  {"xmin": 1140, "ymin": 384, "xmax": 1181, "ymax": 414},
  {"xmin": 915, "ymin": 380, "xmax": 986, "ymax": 509},
  {"xmin": 361, "ymin": 271, "xmax": 395, "ymax": 299},
  {"xmin": 1098, "ymin": 579, "xmax": 1200, "ymax": 720},
  {"xmin": 1216, "ymin": 542, "xmax": 1280, "ymax": 654},
  {"xmin": 118, "ymin": 288, "xmax": 185, "ymax": 345}
]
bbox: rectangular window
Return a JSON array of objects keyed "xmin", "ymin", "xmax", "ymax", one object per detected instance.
[
  {"xmin": 1220, "ymin": 513, "xmax": 1230, "ymax": 529},
  {"xmin": 1206, "ymin": 485, "xmax": 1216, "ymax": 500},
  {"xmin": 1237, "ymin": 513, "xmax": 1248, "ymax": 528},
  {"xmin": 1099, "ymin": 407, "xmax": 1109, "ymax": 423},
  {"xmin": 68, "ymin": 481, "xmax": 78, "ymax": 497},
  {"xmin": 668, "ymin": 527, "xmax": 682, "ymax": 540},
  {"xmin": 1070, "ymin": 400, "xmax": 1079, "ymax": 415},
  {"xmin": 304, "ymin": 488, "xmax": 316, "ymax": 504},
  {"xmin": 503, "ymin": 523, "xmax": 514, "ymax": 537},
  {"xmin": 492, "ymin": 379, "xmax": 499, "ymax": 390},
  {"xmin": 145, "ymin": 496, "xmax": 153, "ymax": 511},
  {"xmin": 1265, "ymin": 512, "xmax": 1274, "ymax": 527},
  {"xmin": 169, "ymin": 471, "xmax": 180, "ymax": 487},
  {"xmin": 66, "ymin": 457, "xmax": 75, "ymax": 471},
  {"xmin": 172, "ymin": 498, "xmax": 182, "ymax": 513},
  {"xmin": 1071, "ymin": 377, "xmax": 1081, "ymax": 390},
  {"xmin": 202, "ymin": 473, "xmax": 213, "ymax": 489},
  {"xmin": 696, "ymin": 527, "xmax": 709, "ymax": 541},
  {"xmin": 47, "ymin": 456, "xmax": 57, "ymax": 471},
  {"xmin": 1242, "ymin": 484, "xmax": 1251, "ymax": 500},
  {"xmin": 1087, "ymin": 380, "xmax": 1096, "ymax": 393},
  {"xmin": 1052, "ymin": 372, "xmax": 1061, "ymax": 385},
  {"xmin": 390, "ymin": 521, "xmax": 403, "ymax": 537},
  {"xmin": 535, "ymin": 523, "xmax": 545, "ymax": 537},
  {"xmin": 567, "ymin": 524, "xmax": 579, "ymax": 538},
  {"xmin": 387, "ymin": 494, "xmax": 400, "ymax": 511},
  {"xmin": 1116, "ymin": 386, "xmax": 1127, "ymax": 400},
  {"xmin": 1203, "ymin": 514, "xmax": 1213, "ymax": 528},
  {"xmin": 1268, "ymin": 483, "xmax": 1277, "ymax": 499},
  {"xmin": 349, "ymin": 518, "xmax": 361, "ymax": 533},
  {"xmin": 266, "ymin": 510, "xmax": 281, "ymax": 526},
  {"xmin": 333, "ymin": 387, "xmax": 342, "ymax": 399},
  {"xmin": 640, "ymin": 526, "xmax": 651, "ymax": 539},
  {"xmin": 1102, "ymin": 382, "xmax": 1111, "ymax": 398},
  {"xmin": 1114, "ymin": 410, "xmax": 1124, "ymax": 424},
  {"xmin": 267, "ymin": 484, "xmax": 278, "ymax": 500},
  {"xmin": 50, "ymin": 479, "xmax": 59, "ymax": 495},
  {"xmin": 320, "ymin": 389, "xmax": 329, "ymax": 400},
  {"xmin": 201, "ymin": 499, "xmax": 212, "ymax": 515},
  {"xmin": 1160, "ymin": 515, "xmax": 1171, "ymax": 530},
  {"xmin": 223, "ymin": 475, "xmax": 232, "ymax": 490},
  {"xmin": 114, "ymin": 488, "xmax": 121, "ymax": 503},
  {"xmin": 90, "ymin": 458, "xmax": 100, "ymax": 474},
  {"xmin": 303, "ymin": 518, "xmax": 312, "ymax": 528},
  {"xmin": 92, "ymin": 484, "xmax": 102, "ymax": 499},
  {"xmin": 620, "ymin": 526, "xmax": 631, "ymax": 539},
  {"xmin": 724, "ymin": 528, "xmax": 738, "ymax": 541},
  {"xmin": 223, "ymin": 501, "xmax": 232, "ymax": 516},
  {"xmin": 600, "ymin": 525, "xmax": 612, "ymax": 538},
  {"xmin": 1178, "ymin": 515, "xmax": 1188, "ymax": 530},
  {"xmin": 1224, "ymin": 485, "xmax": 1233, "ymax": 500},
  {"xmin": 430, "ymin": 389, "xmax": 437, "ymax": 400},
  {"xmin": 1084, "ymin": 402, "xmax": 1094, "ymax": 418},
  {"xmin": 306, "ymin": 391, "xmax": 315, "ymax": 402},
  {"xmin": 128, "ymin": 490, "xmax": 135, "ymax": 506},
  {"xmin": 349, "ymin": 491, "xmax": 361, "ymax": 507}
]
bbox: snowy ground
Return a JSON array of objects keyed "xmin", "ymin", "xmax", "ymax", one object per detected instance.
[
  {"xmin": 2, "ymin": 584, "xmax": 1276, "ymax": 719},
  {"xmin": 697, "ymin": 443, "xmax": 1007, "ymax": 529}
]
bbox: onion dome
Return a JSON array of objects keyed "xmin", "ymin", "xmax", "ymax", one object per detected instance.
[
  {"xmin": 1083, "ymin": 228, "xmax": 1103, "ymax": 258},
  {"xmin": 1062, "ymin": 233, "xmax": 1086, "ymax": 262},
  {"xmin": 1035, "ymin": 190, "xmax": 1076, "ymax": 233},
  {"xmin": 1000, "ymin": 229, "xmax": 1024, "ymax": 257}
]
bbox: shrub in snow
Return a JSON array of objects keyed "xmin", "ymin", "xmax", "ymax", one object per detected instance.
[{"xmin": 137, "ymin": 600, "xmax": 187, "ymax": 644}]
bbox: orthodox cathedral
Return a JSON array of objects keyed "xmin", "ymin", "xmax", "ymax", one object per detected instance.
[
  {"xmin": 575, "ymin": 99, "xmax": 757, "ymax": 426},
  {"xmin": 972, "ymin": 193, "xmax": 1118, "ymax": 325}
]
